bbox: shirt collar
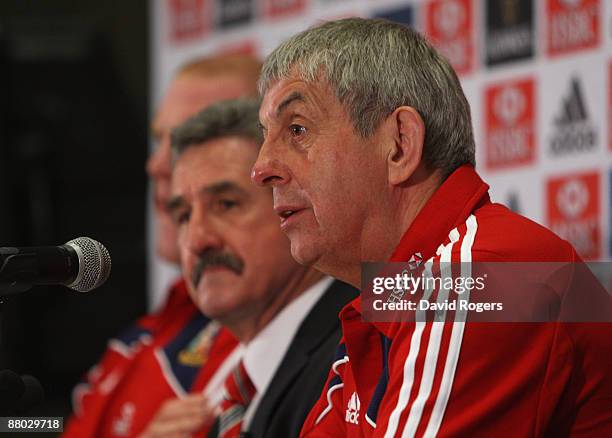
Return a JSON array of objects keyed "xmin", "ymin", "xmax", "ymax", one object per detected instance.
[
  {"xmin": 341, "ymin": 165, "xmax": 490, "ymax": 337},
  {"xmin": 242, "ymin": 276, "xmax": 334, "ymax": 394},
  {"xmin": 389, "ymin": 165, "xmax": 489, "ymax": 263}
]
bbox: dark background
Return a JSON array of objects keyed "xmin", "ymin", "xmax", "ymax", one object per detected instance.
[{"xmin": 0, "ymin": 0, "xmax": 149, "ymax": 425}]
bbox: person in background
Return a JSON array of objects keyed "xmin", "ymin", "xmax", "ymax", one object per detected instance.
[
  {"xmin": 167, "ymin": 98, "xmax": 356, "ymax": 438},
  {"xmin": 252, "ymin": 18, "xmax": 612, "ymax": 437},
  {"xmin": 63, "ymin": 54, "xmax": 261, "ymax": 438}
]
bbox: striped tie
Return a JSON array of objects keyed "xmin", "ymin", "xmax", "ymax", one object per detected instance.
[{"xmin": 218, "ymin": 361, "xmax": 256, "ymax": 438}]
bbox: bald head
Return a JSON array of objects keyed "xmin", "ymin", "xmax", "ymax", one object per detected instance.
[{"xmin": 147, "ymin": 54, "xmax": 262, "ymax": 264}]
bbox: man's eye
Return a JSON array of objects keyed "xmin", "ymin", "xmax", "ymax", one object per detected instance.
[
  {"xmin": 217, "ymin": 199, "xmax": 238, "ymax": 211},
  {"xmin": 175, "ymin": 211, "xmax": 190, "ymax": 225},
  {"xmin": 289, "ymin": 124, "xmax": 307, "ymax": 138}
]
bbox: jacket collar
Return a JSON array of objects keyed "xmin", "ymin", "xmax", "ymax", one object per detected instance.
[{"xmin": 342, "ymin": 165, "xmax": 490, "ymax": 337}]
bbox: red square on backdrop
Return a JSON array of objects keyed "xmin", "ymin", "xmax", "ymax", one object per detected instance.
[
  {"xmin": 547, "ymin": 0, "xmax": 600, "ymax": 56},
  {"xmin": 424, "ymin": 0, "xmax": 474, "ymax": 75},
  {"xmin": 264, "ymin": 0, "xmax": 307, "ymax": 19},
  {"xmin": 168, "ymin": 0, "xmax": 210, "ymax": 43},
  {"xmin": 547, "ymin": 171, "xmax": 600, "ymax": 260},
  {"xmin": 216, "ymin": 40, "xmax": 257, "ymax": 56},
  {"xmin": 485, "ymin": 77, "xmax": 536, "ymax": 170}
]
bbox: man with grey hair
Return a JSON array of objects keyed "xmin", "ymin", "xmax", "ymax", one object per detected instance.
[
  {"xmin": 166, "ymin": 98, "xmax": 357, "ymax": 438},
  {"xmin": 252, "ymin": 18, "xmax": 612, "ymax": 436},
  {"xmin": 64, "ymin": 54, "xmax": 262, "ymax": 438}
]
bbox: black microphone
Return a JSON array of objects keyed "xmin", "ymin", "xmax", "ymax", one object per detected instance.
[{"xmin": 0, "ymin": 237, "xmax": 111, "ymax": 295}]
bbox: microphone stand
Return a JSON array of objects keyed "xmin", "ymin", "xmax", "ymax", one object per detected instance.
[{"xmin": 0, "ymin": 249, "xmax": 35, "ymax": 296}]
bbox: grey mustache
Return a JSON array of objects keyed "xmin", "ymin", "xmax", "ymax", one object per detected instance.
[{"xmin": 191, "ymin": 250, "xmax": 244, "ymax": 288}]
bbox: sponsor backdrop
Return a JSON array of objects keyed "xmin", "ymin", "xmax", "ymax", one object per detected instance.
[{"xmin": 149, "ymin": 0, "xmax": 612, "ymax": 308}]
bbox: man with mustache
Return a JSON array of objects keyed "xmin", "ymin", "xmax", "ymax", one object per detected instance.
[
  {"xmin": 168, "ymin": 98, "xmax": 356, "ymax": 438},
  {"xmin": 63, "ymin": 55, "xmax": 261, "ymax": 438},
  {"xmin": 251, "ymin": 18, "xmax": 612, "ymax": 437}
]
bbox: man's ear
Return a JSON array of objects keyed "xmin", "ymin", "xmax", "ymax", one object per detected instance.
[{"xmin": 386, "ymin": 106, "xmax": 425, "ymax": 186}]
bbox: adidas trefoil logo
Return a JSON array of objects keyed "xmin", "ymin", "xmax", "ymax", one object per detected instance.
[{"xmin": 345, "ymin": 391, "xmax": 361, "ymax": 425}]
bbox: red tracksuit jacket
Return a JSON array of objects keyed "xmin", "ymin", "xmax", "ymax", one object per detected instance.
[
  {"xmin": 63, "ymin": 279, "xmax": 238, "ymax": 438},
  {"xmin": 301, "ymin": 165, "xmax": 612, "ymax": 437}
]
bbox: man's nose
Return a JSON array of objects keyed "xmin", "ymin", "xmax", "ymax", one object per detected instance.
[
  {"xmin": 251, "ymin": 141, "xmax": 291, "ymax": 187},
  {"xmin": 187, "ymin": 211, "xmax": 223, "ymax": 255}
]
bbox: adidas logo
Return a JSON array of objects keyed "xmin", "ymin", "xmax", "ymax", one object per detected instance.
[
  {"xmin": 345, "ymin": 392, "xmax": 361, "ymax": 425},
  {"xmin": 555, "ymin": 77, "xmax": 588, "ymax": 125},
  {"xmin": 549, "ymin": 76, "xmax": 597, "ymax": 155},
  {"xmin": 112, "ymin": 402, "xmax": 135, "ymax": 437}
]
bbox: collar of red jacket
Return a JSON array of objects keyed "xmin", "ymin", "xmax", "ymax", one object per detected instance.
[{"xmin": 340, "ymin": 164, "xmax": 490, "ymax": 338}]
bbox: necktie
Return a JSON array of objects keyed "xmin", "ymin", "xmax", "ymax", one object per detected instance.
[{"xmin": 218, "ymin": 361, "xmax": 256, "ymax": 438}]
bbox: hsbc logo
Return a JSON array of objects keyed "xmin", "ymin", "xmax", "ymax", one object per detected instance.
[
  {"xmin": 548, "ymin": 172, "xmax": 600, "ymax": 259},
  {"xmin": 547, "ymin": 0, "xmax": 600, "ymax": 56},
  {"xmin": 494, "ymin": 86, "xmax": 526, "ymax": 125},
  {"xmin": 264, "ymin": 0, "xmax": 306, "ymax": 19},
  {"xmin": 485, "ymin": 78, "xmax": 535, "ymax": 170},
  {"xmin": 167, "ymin": 0, "xmax": 210, "ymax": 42},
  {"xmin": 559, "ymin": 0, "xmax": 583, "ymax": 7},
  {"xmin": 345, "ymin": 392, "xmax": 360, "ymax": 425},
  {"xmin": 425, "ymin": 0, "xmax": 474, "ymax": 75},
  {"xmin": 556, "ymin": 179, "xmax": 589, "ymax": 219},
  {"xmin": 434, "ymin": 0, "xmax": 464, "ymax": 37}
]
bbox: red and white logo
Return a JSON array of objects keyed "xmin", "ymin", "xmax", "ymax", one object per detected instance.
[
  {"xmin": 264, "ymin": 0, "xmax": 307, "ymax": 19},
  {"xmin": 167, "ymin": 0, "xmax": 210, "ymax": 43},
  {"xmin": 425, "ymin": 0, "xmax": 474, "ymax": 75},
  {"xmin": 546, "ymin": 0, "xmax": 600, "ymax": 56},
  {"xmin": 215, "ymin": 40, "xmax": 257, "ymax": 56},
  {"xmin": 485, "ymin": 78, "xmax": 535, "ymax": 170},
  {"xmin": 547, "ymin": 171, "xmax": 600, "ymax": 259},
  {"xmin": 345, "ymin": 392, "xmax": 360, "ymax": 425}
]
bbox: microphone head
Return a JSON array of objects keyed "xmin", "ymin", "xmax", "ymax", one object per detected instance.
[{"xmin": 65, "ymin": 237, "xmax": 111, "ymax": 292}]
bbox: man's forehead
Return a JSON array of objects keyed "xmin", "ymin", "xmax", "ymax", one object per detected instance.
[
  {"xmin": 260, "ymin": 77, "xmax": 325, "ymax": 121},
  {"xmin": 172, "ymin": 157, "xmax": 247, "ymax": 193},
  {"xmin": 159, "ymin": 81, "xmax": 217, "ymax": 116},
  {"xmin": 155, "ymin": 75, "xmax": 254, "ymax": 127},
  {"xmin": 175, "ymin": 137, "xmax": 260, "ymax": 176}
]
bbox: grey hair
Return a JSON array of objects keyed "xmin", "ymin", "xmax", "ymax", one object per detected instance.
[
  {"xmin": 171, "ymin": 97, "xmax": 263, "ymax": 161},
  {"xmin": 258, "ymin": 18, "xmax": 475, "ymax": 177}
]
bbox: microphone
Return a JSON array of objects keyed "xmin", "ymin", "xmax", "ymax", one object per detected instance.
[{"xmin": 0, "ymin": 237, "xmax": 111, "ymax": 295}]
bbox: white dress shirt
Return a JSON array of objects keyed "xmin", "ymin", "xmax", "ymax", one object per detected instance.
[{"xmin": 241, "ymin": 276, "xmax": 334, "ymax": 429}]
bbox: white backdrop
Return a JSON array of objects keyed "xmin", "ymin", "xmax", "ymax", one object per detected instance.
[{"xmin": 149, "ymin": 0, "xmax": 612, "ymax": 309}]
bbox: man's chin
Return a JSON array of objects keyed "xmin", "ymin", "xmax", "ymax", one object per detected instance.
[
  {"xmin": 290, "ymin": 240, "xmax": 321, "ymax": 267},
  {"xmin": 194, "ymin": 292, "xmax": 241, "ymax": 321},
  {"xmin": 193, "ymin": 272, "xmax": 241, "ymax": 307}
]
